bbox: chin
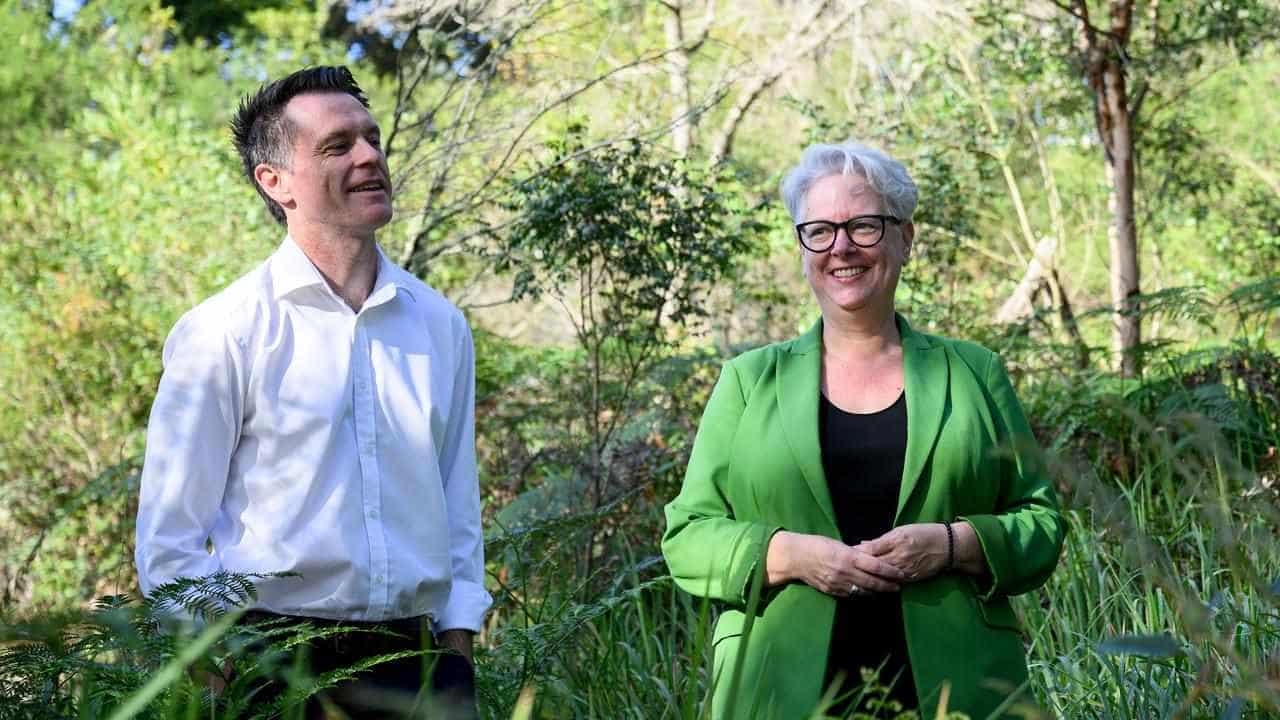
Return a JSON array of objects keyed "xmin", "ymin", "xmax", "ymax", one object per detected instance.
[
  {"xmin": 823, "ymin": 294, "xmax": 890, "ymax": 317},
  {"xmin": 362, "ymin": 207, "xmax": 394, "ymax": 229},
  {"xmin": 827, "ymin": 291, "xmax": 873, "ymax": 310}
]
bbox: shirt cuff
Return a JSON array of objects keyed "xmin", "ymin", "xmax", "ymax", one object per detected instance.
[
  {"xmin": 432, "ymin": 579, "xmax": 492, "ymax": 634},
  {"xmin": 731, "ymin": 523, "xmax": 783, "ymax": 608},
  {"xmin": 955, "ymin": 513, "xmax": 1005, "ymax": 601}
]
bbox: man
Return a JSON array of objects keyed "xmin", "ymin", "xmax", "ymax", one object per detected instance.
[{"xmin": 135, "ymin": 66, "xmax": 490, "ymax": 717}]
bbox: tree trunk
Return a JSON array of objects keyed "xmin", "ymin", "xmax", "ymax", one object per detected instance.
[
  {"xmin": 663, "ymin": 1, "xmax": 694, "ymax": 157},
  {"xmin": 1104, "ymin": 90, "xmax": 1140, "ymax": 377},
  {"xmin": 996, "ymin": 237, "xmax": 1058, "ymax": 324},
  {"xmin": 1078, "ymin": 0, "xmax": 1140, "ymax": 376}
]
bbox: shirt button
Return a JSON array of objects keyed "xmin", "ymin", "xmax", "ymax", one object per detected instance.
[
  {"xmin": 374, "ymin": 575, "xmax": 384, "ymax": 583},
  {"xmin": 368, "ymin": 509, "xmax": 379, "ymax": 520}
]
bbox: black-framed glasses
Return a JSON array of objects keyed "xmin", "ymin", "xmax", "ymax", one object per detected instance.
[{"xmin": 795, "ymin": 214, "xmax": 902, "ymax": 252}]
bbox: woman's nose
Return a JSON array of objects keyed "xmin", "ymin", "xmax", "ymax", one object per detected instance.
[{"xmin": 830, "ymin": 225, "xmax": 858, "ymax": 254}]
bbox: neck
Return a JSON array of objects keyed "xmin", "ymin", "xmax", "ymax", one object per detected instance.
[
  {"xmin": 821, "ymin": 306, "xmax": 901, "ymax": 359},
  {"xmin": 291, "ymin": 225, "xmax": 379, "ymax": 311}
]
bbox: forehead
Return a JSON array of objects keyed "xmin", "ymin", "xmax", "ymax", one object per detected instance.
[
  {"xmin": 802, "ymin": 173, "xmax": 883, "ymax": 217},
  {"xmin": 284, "ymin": 92, "xmax": 378, "ymax": 140}
]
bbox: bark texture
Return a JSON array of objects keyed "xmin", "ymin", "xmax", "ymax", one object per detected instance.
[{"xmin": 1076, "ymin": 0, "xmax": 1141, "ymax": 376}]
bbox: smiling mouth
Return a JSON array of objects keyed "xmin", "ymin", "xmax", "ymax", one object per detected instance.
[
  {"xmin": 349, "ymin": 180, "xmax": 387, "ymax": 193},
  {"xmin": 832, "ymin": 267, "xmax": 868, "ymax": 278}
]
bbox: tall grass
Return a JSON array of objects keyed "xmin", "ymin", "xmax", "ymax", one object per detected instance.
[{"xmin": 1018, "ymin": 374, "xmax": 1280, "ymax": 718}]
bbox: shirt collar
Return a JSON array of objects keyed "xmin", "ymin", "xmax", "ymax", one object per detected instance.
[
  {"xmin": 366, "ymin": 245, "xmax": 418, "ymax": 308},
  {"xmin": 270, "ymin": 236, "xmax": 419, "ymax": 307}
]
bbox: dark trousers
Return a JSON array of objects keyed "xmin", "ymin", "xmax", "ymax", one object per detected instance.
[{"xmin": 238, "ymin": 611, "xmax": 477, "ymax": 720}]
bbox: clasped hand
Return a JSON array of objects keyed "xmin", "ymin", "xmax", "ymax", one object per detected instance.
[{"xmin": 767, "ymin": 523, "xmax": 950, "ymax": 597}]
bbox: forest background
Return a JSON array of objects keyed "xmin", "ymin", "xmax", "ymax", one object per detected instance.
[{"xmin": 1, "ymin": 0, "xmax": 1279, "ymax": 717}]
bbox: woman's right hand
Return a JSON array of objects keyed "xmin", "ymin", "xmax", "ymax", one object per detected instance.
[{"xmin": 765, "ymin": 530, "xmax": 907, "ymax": 596}]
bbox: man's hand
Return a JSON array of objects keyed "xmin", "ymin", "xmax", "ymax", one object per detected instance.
[
  {"xmin": 765, "ymin": 530, "xmax": 907, "ymax": 596},
  {"xmin": 435, "ymin": 629, "xmax": 474, "ymax": 665},
  {"xmin": 190, "ymin": 658, "xmax": 233, "ymax": 696}
]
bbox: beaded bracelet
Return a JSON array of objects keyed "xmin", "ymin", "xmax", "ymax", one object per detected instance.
[{"xmin": 940, "ymin": 521, "xmax": 955, "ymax": 571}]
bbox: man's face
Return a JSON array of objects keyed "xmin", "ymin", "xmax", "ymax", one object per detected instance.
[{"xmin": 272, "ymin": 92, "xmax": 393, "ymax": 235}]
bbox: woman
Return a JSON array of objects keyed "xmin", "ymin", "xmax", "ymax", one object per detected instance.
[{"xmin": 661, "ymin": 142, "xmax": 1065, "ymax": 719}]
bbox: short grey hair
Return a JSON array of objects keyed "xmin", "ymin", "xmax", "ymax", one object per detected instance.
[{"xmin": 780, "ymin": 141, "xmax": 918, "ymax": 223}]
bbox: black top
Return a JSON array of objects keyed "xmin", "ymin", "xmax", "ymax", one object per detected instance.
[{"xmin": 819, "ymin": 391, "xmax": 916, "ymax": 711}]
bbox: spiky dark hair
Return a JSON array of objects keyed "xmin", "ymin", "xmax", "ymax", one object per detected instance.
[{"xmin": 230, "ymin": 66, "xmax": 370, "ymax": 226}]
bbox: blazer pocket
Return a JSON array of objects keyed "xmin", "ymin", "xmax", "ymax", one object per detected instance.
[
  {"xmin": 712, "ymin": 610, "xmax": 745, "ymax": 648},
  {"xmin": 977, "ymin": 595, "xmax": 1023, "ymax": 633},
  {"xmin": 710, "ymin": 611, "xmax": 745, "ymax": 687}
]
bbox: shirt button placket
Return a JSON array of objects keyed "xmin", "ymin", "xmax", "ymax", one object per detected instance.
[{"xmin": 353, "ymin": 320, "xmax": 388, "ymax": 617}]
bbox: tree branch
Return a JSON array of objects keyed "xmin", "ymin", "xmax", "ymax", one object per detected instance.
[{"xmin": 709, "ymin": 0, "xmax": 863, "ymax": 165}]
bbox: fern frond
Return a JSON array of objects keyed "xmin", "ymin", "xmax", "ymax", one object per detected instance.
[
  {"xmin": 142, "ymin": 570, "xmax": 285, "ymax": 625},
  {"xmin": 1225, "ymin": 276, "xmax": 1280, "ymax": 323},
  {"xmin": 1128, "ymin": 285, "xmax": 1217, "ymax": 325}
]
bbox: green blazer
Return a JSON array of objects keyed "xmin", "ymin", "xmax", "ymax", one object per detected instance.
[{"xmin": 661, "ymin": 316, "xmax": 1065, "ymax": 719}]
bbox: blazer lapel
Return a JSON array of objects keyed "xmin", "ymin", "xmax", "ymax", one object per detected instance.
[
  {"xmin": 776, "ymin": 322, "xmax": 839, "ymax": 533},
  {"xmin": 896, "ymin": 315, "xmax": 949, "ymax": 523}
]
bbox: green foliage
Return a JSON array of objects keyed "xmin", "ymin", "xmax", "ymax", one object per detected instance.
[
  {"xmin": 475, "ymin": 329, "xmax": 721, "ymax": 607},
  {"xmin": 0, "ymin": 573, "xmax": 253, "ymax": 719},
  {"xmin": 0, "ymin": 572, "xmax": 445, "ymax": 719},
  {"xmin": 970, "ymin": 0, "xmax": 1280, "ymax": 323},
  {"xmin": 161, "ymin": 0, "xmax": 300, "ymax": 43},
  {"xmin": 499, "ymin": 132, "xmax": 764, "ymax": 345},
  {"xmin": 0, "ymin": 0, "xmax": 271, "ymax": 612},
  {"xmin": 1006, "ymin": 282, "xmax": 1280, "ymax": 475},
  {"xmin": 0, "ymin": 0, "xmax": 363, "ymax": 614},
  {"xmin": 1, "ymin": 1, "xmax": 1278, "ymax": 718},
  {"xmin": 484, "ymin": 131, "xmax": 765, "ymax": 537},
  {"xmin": 985, "ymin": 323, "xmax": 1280, "ymax": 718}
]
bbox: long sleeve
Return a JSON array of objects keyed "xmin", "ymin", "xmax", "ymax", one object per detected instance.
[
  {"xmin": 134, "ymin": 241, "xmax": 488, "ymax": 623},
  {"xmin": 433, "ymin": 319, "xmax": 491, "ymax": 633},
  {"xmin": 662, "ymin": 362, "xmax": 781, "ymax": 607},
  {"xmin": 134, "ymin": 311, "xmax": 244, "ymax": 597},
  {"xmin": 958, "ymin": 353, "xmax": 1066, "ymax": 600}
]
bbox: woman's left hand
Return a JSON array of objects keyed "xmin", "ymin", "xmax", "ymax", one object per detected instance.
[{"xmin": 857, "ymin": 523, "xmax": 951, "ymax": 582}]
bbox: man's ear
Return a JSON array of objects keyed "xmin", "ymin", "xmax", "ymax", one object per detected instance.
[
  {"xmin": 255, "ymin": 163, "xmax": 293, "ymax": 210},
  {"xmin": 901, "ymin": 221, "xmax": 915, "ymax": 261}
]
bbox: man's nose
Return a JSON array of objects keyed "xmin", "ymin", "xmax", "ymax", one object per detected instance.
[{"xmin": 352, "ymin": 137, "xmax": 384, "ymax": 165}]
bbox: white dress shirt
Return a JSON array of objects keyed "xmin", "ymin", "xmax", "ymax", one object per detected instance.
[{"xmin": 135, "ymin": 237, "xmax": 491, "ymax": 632}]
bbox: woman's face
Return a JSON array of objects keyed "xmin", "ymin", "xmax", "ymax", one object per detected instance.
[{"xmin": 799, "ymin": 173, "xmax": 913, "ymax": 322}]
